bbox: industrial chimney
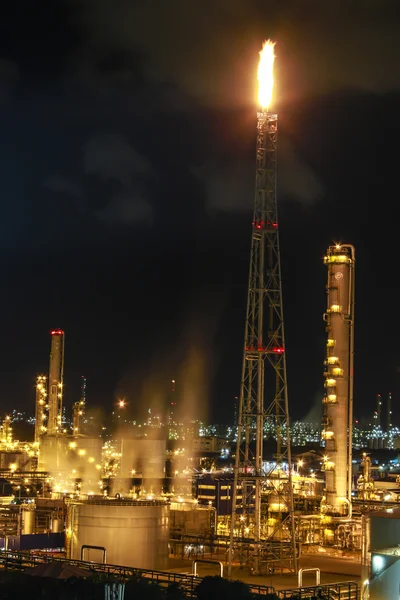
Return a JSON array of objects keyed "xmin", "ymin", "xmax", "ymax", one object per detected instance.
[{"xmin": 47, "ymin": 330, "xmax": 65, "ymax": 436}]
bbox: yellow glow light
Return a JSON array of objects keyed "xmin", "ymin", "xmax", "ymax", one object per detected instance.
[{"xmin": 258, "ymin": 40, "xmax": 276, "ymax": 110}]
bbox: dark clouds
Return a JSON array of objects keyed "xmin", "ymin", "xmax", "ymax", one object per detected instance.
[
  {"xmin": 45, "ymin": 134, "xmax": 153, "ymax": 225},
  {"xmin": 5, "ymin": 0, "xmax": 394, "ymax": 245},
  {"xmin": 78, "ymin": 0, "xmax": 400, "ymax": 107},
  {"xmin": 42, "ymin": 0, "xmax": 400, "ymax": 220},
  {"xmin": 1, "ymin": 2, "xmax": 400, "ymax": 423}
]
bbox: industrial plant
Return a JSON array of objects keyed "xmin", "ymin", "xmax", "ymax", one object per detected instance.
[{"xmin": 0, "ymin": 40, "xmax": 394, "ymax": 600}]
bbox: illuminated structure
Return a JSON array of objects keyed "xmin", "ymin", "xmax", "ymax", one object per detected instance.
[
  {"xmin": 35, "ymin": 375, "xmax": 47, "ymax": 442},
  {"xmin": 387, "ymin": 392, "xmax": 392, "ymax": 432},
  {"xmin": 374, "ymin": 394, "xmax": 382, "ymax": 429},
  {"xmin": 321, "ymin": 244, "xmax": 355, "ymax": 517},
  {"xmin": 73, "ymin": 376, "xmax": 86, "ymax": 436},
  {"xmin": 229, "ymin": 41, "xmax": 296, "ymax": 574},
  {"xmin": 167, "ymin": 379, "xmax": 177, "ymax": 440},
  {"xmin": 0, "ymin": 415, "xmax": 12, "ymax": 444},
  {"xmin": 47, "ymin": 330, "xmax": 65, "ymax": 436}
]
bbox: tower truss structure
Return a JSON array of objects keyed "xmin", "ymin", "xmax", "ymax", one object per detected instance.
[
  {"xmin": 387, "ymin": 392, "xmax": 392, "ymax": 433},
  {"xmin": 229, "ymin": 111, "xmax": 296, "ymax": 575}
]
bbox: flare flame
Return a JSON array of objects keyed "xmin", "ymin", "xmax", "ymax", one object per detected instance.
[{"xmin": 258, "ymin": 40, "xmax": 276, "ymax": 110}]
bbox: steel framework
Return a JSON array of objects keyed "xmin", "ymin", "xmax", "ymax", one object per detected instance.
[{"xmin": 228, "ymin": 111, "xmax": 296, "ymax": 575}]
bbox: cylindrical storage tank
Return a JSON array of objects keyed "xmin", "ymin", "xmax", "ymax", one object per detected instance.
[
  {"xmin": 21, "ymin": 507, "xmax": 35, "ymax": 534},
  {"xmin": 39, "ymin": 435, "xmax": 69, "ymax": 472},
  {"xmin": 67, "ymin": 499, "xmax": 169, "ymax": 570},
  {"xmin": 51, "ymin": 517, "xmax": 63, "ymax": 533}
]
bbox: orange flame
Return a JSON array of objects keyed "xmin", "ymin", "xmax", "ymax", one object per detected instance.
[{"xmin": 258, "ymin": 40, "xmax": 276, "ymax": 110}]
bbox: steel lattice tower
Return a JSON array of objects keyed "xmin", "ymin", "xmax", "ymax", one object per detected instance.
[{"xmin": 228, "ymin": 110, "xmax": 297, "ymax": 575}]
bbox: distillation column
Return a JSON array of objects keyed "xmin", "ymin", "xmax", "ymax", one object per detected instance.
[
  {"xmin": 322, "ymin": 245, "xmax": 355, "ymax": 517},
  {"xmin": 47, "ymin": 330, "xmax": 65, "ymax": 436},
  {"xmin": 35, "ymin": 375, "xmax": 47, "ymax": 442},
  {"xmin": 73, "ymin": 376, "xmax": 86, "ymax": 436},
  {"xmin": 374, "ymin": 394, "xmax": 382, "ymax": 429}
]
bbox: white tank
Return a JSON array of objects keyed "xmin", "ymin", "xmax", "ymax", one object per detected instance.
[
  {"xmin": 21, "ymin": 507, "xmax": 35, "ymax": 534},
  {"xmin": 67, "ymin": 499, "xmax": 169, "ymax": 570},
  {"xmin": 51, "ymin": 517, "xmax": 63, "ymax": 532}
]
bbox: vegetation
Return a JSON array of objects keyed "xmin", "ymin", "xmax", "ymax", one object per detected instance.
[
  {"xmin": 0, "ymin": 571, "xmax": 333, "ymax": 600},
  {"xmin": 197, "ymin": 576, "xmax": 278, "ymax": 600}
]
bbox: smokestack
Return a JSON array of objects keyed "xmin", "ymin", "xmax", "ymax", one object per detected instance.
[
  {"xmin": 47, "ymin": 330, "xmax": 65, "ymax": 436},
  {"xmin": 387, "ymin": 392, "xmax": 392, "ymax": 432},
  {"xmin": 35, "ymin": 375, "xmax": 47, "ymax": 442},
  {"xmin": 321, "ymin": 244, "xmax": 355, "ymax": 518},
  {"xmin": 374, "ymin": 394, "xmax": 382, "ymax": 429},
  {"xmin": 166, "ymin": 379, "xmax": 176, "ymax": 441}
]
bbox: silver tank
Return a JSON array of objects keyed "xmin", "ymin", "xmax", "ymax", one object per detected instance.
[
  {"xmin": 66, "ymin": 499, "xmax": 169, "ymax": 570},
  {"xmin": 21, "ymin": 507, "xmax": 35, "ymax": 534}
]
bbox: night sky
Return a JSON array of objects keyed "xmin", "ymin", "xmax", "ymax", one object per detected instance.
[{"xmin": 1, "ymin": 1, "xmax": 400, "ymax": 427}]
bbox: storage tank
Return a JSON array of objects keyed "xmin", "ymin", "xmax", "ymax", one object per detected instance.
[
  {"xmin": 362, "ymin": 508, "xmax": 400, "ymax": 599},
  {"xmin": 39, "ymin": 435, "xmax": 102, "ymax": 495},
  {"xmin": 66, "ymin": 499, "xmax": 169, "ymax": 570},
  {"xmin": 51, "ymin": 516, "xmax": 64, "ymax": 533},
  {"xmin": 39, "ymin": 435, "xmax": 70, "ymax": 472},
  {"xmin": 21, "ymin": 507, "xmax": 35, "ymax": 534}
]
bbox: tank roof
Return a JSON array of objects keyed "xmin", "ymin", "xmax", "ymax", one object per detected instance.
[
  {"xmin": 67, "ymin": 498, "xmax": 168, "ymax": 507},
  {"xmin": 369, "ymin": 508, "xmax": 400, "ymax": 519}
]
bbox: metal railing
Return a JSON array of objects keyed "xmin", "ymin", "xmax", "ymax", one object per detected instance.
[
  {"xmin": 276, "ymin": 581, "xmax": 359, "ymax": 599},
  {"xmin": 0, "ymin": 550, "xmax": 358, "ymax": 599},
  {"xmin": 0, "ymin": 551, "xmax": 202, "ymax": 597}
]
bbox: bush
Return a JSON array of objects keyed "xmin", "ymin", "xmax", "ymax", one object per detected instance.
[{"xmin": 197, "ymin": 576, "xmax": 257, "ymax": 600}]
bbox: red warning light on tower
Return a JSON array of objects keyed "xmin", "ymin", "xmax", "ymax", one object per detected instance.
[{"xmin": 51, "ymin": 329, "xmax": 64, "ymax": 336}]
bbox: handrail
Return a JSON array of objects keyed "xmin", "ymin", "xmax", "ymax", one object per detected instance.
[
  {"xmin": 192, "ymin": 559, "xmax": 223, "ymax": 577},
  {"xmin": 81, "ymin": 545, "xmax": 107, "ymax": 564},
  {"xmin": 0, "ymin": 550, "xmax": 358, "ymax": 599},
  {"xmin": 277, "ymin": 581, "xmax": 359, "ymax": 599},
  {"xmin": 298, "ymin": 567, "xmax": 320, "ymax": 587}
]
